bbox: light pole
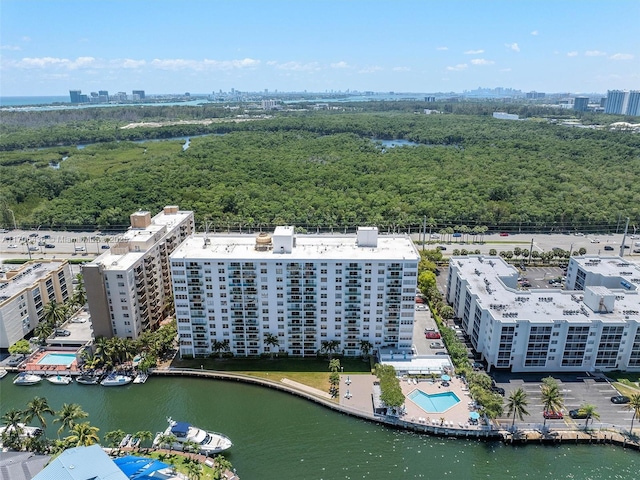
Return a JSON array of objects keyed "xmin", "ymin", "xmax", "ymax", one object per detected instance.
[{"xmin": 7, "ymin": 208, "xmax": 17, "ymax": 230}]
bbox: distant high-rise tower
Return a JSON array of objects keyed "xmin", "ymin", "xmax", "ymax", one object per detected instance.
[
  {"xmin": 627, "ymin": 91, "xmax": 640, "ymax": 117},
  {"xmin": 69, "ymin": 90, "xmax": 82, "ymax": 103},
  {"xmin": 573, "ymin": 97, "xmax": 589, "ymax": 112},
  {"xmin": 132, "ymin": 90, "xmax": 145, "ymax": 99},
  {"xmin": 605, "ymin": 90, "xmax": 628, "ymax": 114}
]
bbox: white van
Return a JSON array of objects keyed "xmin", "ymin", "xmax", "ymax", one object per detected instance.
[{"xmin": 74, "ymin": 246, "xmax": 85, "ymax": 252}]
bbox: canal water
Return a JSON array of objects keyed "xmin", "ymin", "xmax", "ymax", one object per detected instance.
[{"xmin": 1, "ymin": 376, "xmax": 637, "ymax": 479}]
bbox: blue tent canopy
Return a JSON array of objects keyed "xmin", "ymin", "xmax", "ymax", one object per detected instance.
[
  {"xmin": 114, "ymin": 456, "xmax": 170, "ymax": 479},
  {"xmin": 469, "ymin": 411, "xmax": 480, "ymax": 420}
]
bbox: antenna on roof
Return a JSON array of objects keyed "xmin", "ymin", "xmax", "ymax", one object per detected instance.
[{"xmin": 203, "ymin": 220, "xmax": 212, "ymax": 247}]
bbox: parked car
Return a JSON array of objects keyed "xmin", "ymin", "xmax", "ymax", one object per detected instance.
[
  {"xmin": 569, "ymin": 409, "xmax": 588, "ymax": 419},
  {"xmin": 471, "ymin": 362, "xmax": 484, "ymax": 370},
  {"xmin": 435, "ymin": 351, "xmax": 448, "ymax": 356},
  {"xmin": 611, "ymin": 395, "xmax": 630, "ymax": 404},
  {"xmin": 543, "ymin": 410, "xmax": 563, "ymax": 419},
  {"xmin": 491, "ymin": 386, "xmax": 505, "ymax": 396},
  {"xmin": 604, "ymin": 245, "xmax": 614, "ymax": 251},
  {"xmin": 5, "ymin": 236, "xmax": 14, "ymax": 241},
  {"xmin": 42, "ymin": 234, "xmax": 51, "ymax": 239},
  {"xmin": 8, "ymin": 244, "xmax": 18, "ymax": 248},
  {"xmin": 38, "ymin": 240, "xmax": 46, "ymax": 246},
  {"xmin": 429, "ymin": 342, "xmax": 444, "ymax": 348},
  {"xmin": 452, "ymin": 233, "xmax": 462, "ymax": 237},
  {"xmin": 54, "ymin": 329, "xmax": 71, "ymax": 337},
  {"xmin": 590, "ymin": 238, "xmax": 600, "ymax": 243},
  {"xmin": 0, "ymin": 229, "xmax": 8, "ymax": 233},
  {"xmin": 437, "ymin": 246, "xmax": 447, "ymax": 250},
  {"xmin": 28, "ymin": 246, "xmax": 38, "ymax": 251},
  {"xmin": 499, "ymin": 232, "xmax": 509, "ymax": 236},
  {"xmin": 425, "ymin": 332, "xmax": 441, "ymax": 339},
  {"xmin": 45, "ymin": 244, "xmax": 55, "ymax": 249},
  {"xmin": 101, "ymin": 245, "xmax": 110, "ymax": 249},
  {"xmin": 28, "ymin": 233, "xmax": 38, "ymax": 237}
]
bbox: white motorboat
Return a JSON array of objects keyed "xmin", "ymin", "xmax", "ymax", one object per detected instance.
[
  {"xmin": 100, "ymin": 373, "xmax": 133, "ymax": 387},
  {"xmin": 0, "ymin": 368, "xmax": 7, "ymax": 379},
  {"xmin": 76, "ymin": 374, "xmax": 101, "ymax": 385},
  {"xmin": 13, "ymin": 372, "xmax": 42, "ymax": 385},
  {"xmin": 0, "ymin": 423, "xmax": 43, "ymax": 439},
  {"xmin": 154, "ymin": 417, "xmax": 232, "ymax": 454},
  {"xmin": 46, "ymin": 374, "xmax": 73, "ymax": 385}
]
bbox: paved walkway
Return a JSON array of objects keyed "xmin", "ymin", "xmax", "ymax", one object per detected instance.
[{"xmin": 280, "ymin": 378, "xmax": 332, "ymax": 399}]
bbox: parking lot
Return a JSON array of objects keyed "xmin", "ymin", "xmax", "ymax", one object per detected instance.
[
  {"xmin": 0, "ymin": 229, "xmax": 127, "ymax": 258},
  {"xmin": 491, "ymin": 372, "xmax": 634, "ymax": 430}
]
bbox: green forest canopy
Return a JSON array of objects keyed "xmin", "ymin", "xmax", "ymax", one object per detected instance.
[{"xmin": 1, "ymin": 110, "xmax": 639, "ymax": 231}]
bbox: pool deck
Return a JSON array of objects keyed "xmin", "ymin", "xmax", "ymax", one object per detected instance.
[
  {"xmin": 340, "ymin": 373, "xmax": 484, "ymax": 430},
  {"xmin": 18, "ymin": 349, "xmax": 82, "ymax": 375}
]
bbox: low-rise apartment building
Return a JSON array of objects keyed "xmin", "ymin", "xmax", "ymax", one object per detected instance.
[
  {"xmin": 170, "ymin": 227, "xmax": 420, "ymax": 358},
  {"xmin": 0, "ymin": 260, "xmax": 73, "ymax": 349},
  {"xmin": 447, "ymin": 255, "xmax": 640, "ymax": 373},
  {"xmin": 83, "ymin": 206, "xmax": 194, "ymax": 339}
]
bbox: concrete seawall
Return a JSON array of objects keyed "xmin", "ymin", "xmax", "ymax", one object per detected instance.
[{"xmin": 150, "ymin": 368, "xmax": 640, "ymax": 450}]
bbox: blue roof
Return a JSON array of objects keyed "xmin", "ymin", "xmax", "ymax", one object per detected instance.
[
  {"xmin": 170, "ymin": 421, "xmax": 190, "ymax": 437},
  {"xmin": 32, "ymin": 444, "xmax": 128, "ymax": 480}
]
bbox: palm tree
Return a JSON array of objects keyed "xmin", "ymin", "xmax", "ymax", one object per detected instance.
[
  {"xmin": 104, "ymin": 429, "xmax": 126, "ymax": 449},
  {"xmin": 212, "ymin": 339, "xmax": 230, "ymax": 359},
  {"xmin": 156, "ymin": 433, "xmax": 178, "ymax": 452},
  {"xmin": 134, "ymin": 430, "xmax": 154, "ymax": 451},
  {"xmin": 626, "ymin": 393, "xmax": 640, "ymax": 434},
  {"xmin": 328, "ymin": 358, "xmax": 341, "ymax": 373},
  {"xmin": 321, "ymin": 339, "xmax": 340, "ymax": 359},
  {"xmin": 540, "ymin": 381, "xmax": 564, "ymax": 427},
  {"xmin": 577, "ymin": 404, "xmax": 599, "ymax": 430},
  {"xmin": 264, "ymin": 333, "xmax": 279, "ymax": 359},
  {"xmin": 182, "ymin": 439, "xmax": 200, "ymax": 458},
  {"xmin": 43, "ymin": 300, "xmax": 66, "ymax": 327},
  {"xmin": 185, "ymin": 460, "xmax": 203, "ymax": 480},
  {"xmin": 359, "ymin": 339, "xmax": 373, "ymax": 359},
  {"xmin": 34, "ymin": 321, "xmax": 54, "ymax": 343},
  {"xmin": 54, "ymin": 403, "xmax": 88, "ymax": 437},
  {"xmin": 506, "ymin": 387, "xmax": 529, "ymax": 429},
  {"xmin": 23, "ymin": 396, "xmax": 55, "ymax": 430},
  {"xmin": 65, "ymin": 422, "xmax": 100, "ymax": 447},
  {"xmin": 1, "ymin": 409, "xmax": 24, "ymax": 449},
  {"xmin": 212, "ymin": 455, "xmax": 233, "ymax": 480}
]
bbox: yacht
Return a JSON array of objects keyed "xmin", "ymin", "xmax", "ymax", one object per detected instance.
[
  {"xmin": 13, "ymin": 372, "xmax": 42, "ymax": 385},
  {"xmin": 100, "ymin": 373, "xmax": 133, "ymax": 387},
  {"xmin": 46, "ymin": 374, "xmax": 73, "ymax": 385},
  {"xmin": 153, "ymin": 417, "xmax": 232, "ymax": 454},
  {"xmin": 0, "ymin": 423, "xmax": 43, "ymax": 439},
  {"xmin": 0, "ymin": 368, "xmax": 7, "ymax": 379}
]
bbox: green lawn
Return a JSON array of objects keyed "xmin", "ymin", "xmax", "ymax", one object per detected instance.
[{"xmin": 170, "ymin": 356, "xmax": 372, "ymax": 393}]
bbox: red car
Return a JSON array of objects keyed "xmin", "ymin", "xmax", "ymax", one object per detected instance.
[
  {"xmin": 543, "ymin": 410, "xmax": 563, "ymax": 419},
  {"xmin": 425, "ymin": 332, "xmax": 441, "ymax": 339},
  {"xmin": 499, "ymin": 232, "xmax": 509, "ymax": 236}
]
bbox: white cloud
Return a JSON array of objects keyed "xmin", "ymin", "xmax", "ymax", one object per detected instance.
[
  {"xmin": 392, "ymin": 66, "xmax": 410, "ymax": 72},
  {"xmin": 1, "ymin": 45, "xmax": 21, "ymax": 51},
  {"xmin": 610, "ymin": 53, "xmax": 634, "ymax": 60},
  {"xmin": 585, "ymin": 50, "xmax": 606, "ymax": 57},
  {"xmin": 505, "ymin": 43, "xmax": 520, "ymax": 52},
  {"xmin": 121, "ymin": 59, "xmax": 146, "ymax": 69},
  {"xmin": 464, "ymin": 49, "xmax": 484, "ymax": 55},
  {"xmin": 273, "ymin": 61, "xmax": 319, "ymax": 72},
  {"xmin": 531, "ymin": 30, "xmax": 539, "ymax": 36},
  {"xmin": 21, "ymin": 36, "xmax": 31, "ymax": 42},
  {"xmin": 358, "ymin": 66, "xmax": 383, "ymax": 74},
  {"xmin": 436, "ymin": 46, "xmax": 448, "ymax": 51},
  {"xmin": 471, "ymin": 58, "xmax": 495, "ymax": 65},
  {"xmin": 500, "ymin": 68, "xmax": 512, "ymax": 72},
  {"xmin": 446, "ymin": 63, "xmax": 468, "ymax": 71},
  {"xmin": 567, "ymin": 51, "xmax": 578, "ymax": 57},
  {"xmin": 330, "ymin": 61, "xmax": 349, "ymax": 69},
  {"xmin": 18, "ymin": 56, "xmax": 96, "ymax": 69}
]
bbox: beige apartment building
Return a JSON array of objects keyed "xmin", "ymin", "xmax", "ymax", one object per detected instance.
[
  {"xmin": 0, "ymin": 260, "xmax": 73, "ymax": 349},
  {"xmin": 83, "ymin": 206, "xmax": 194, "ymax": 339}
]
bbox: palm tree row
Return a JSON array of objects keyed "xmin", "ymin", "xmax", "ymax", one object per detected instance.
[
  {"xmin": 1, "ymin": 396, "xmax": 98, "ymax": 454},
  {"xmin": 81, "ymin": 321, "xmax": 177, "ymax": 372}
]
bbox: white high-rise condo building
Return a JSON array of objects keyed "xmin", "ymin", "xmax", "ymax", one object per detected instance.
[
  {"xmin": 0, "ymin": 260, "xmax": 73, "ymax": 349},
  {"xmin": 447, "ymin": 255, "xmax": 640, "ymax": 373},
  {"xmin": 170, "ymin": 227, "xmax": 420, "ymax": 358},
  {"xmin": 83, "ymin": 206, "xmax": 195, "ymax": 339}
]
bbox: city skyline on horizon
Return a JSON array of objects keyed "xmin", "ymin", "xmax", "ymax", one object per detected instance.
[{"xmin": 1, "ymin": 0, "xmax": 639, "ymax": 96}]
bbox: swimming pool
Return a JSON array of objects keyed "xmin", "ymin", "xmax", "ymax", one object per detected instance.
[
  {"xmin": 408, "ymin": 390, "xmax": 461, "ymax": 413},
  {"xmin": 37, "ymin": 353, "xmax": 76, "ymax": 366}
]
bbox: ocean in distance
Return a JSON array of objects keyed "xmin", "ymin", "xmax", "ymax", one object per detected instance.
[{"xmin": 0, "ymin": 96, "xmax": 70, "ymax": 106}]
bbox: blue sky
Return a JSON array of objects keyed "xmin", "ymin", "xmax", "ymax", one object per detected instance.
[{"xmin": 1, "ymin": 0, "xmax": 638, "ymax": 96}]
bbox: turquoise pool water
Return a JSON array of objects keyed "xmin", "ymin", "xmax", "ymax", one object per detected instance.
[
  {"xmin": 37, "ymin": 353, "xmax": 76, "ymax": 366},
  {"xmin": 408, "ymin": 390, "xmax": 461, "ymax": 413}
]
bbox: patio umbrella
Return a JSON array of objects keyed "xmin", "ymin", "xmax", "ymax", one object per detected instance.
[
  {"xmin": 441, "ymin": 374, "xmax": 451, "ymax": 381},
  {"xmin": 469, "ymin": 411, "xmax": 480, "ymax": 420}
]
